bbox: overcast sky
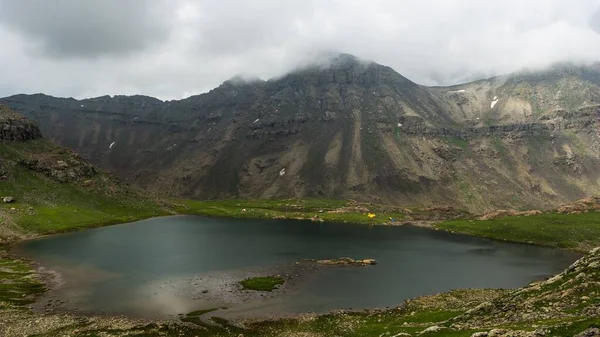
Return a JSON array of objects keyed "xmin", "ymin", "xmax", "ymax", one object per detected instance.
[{"xmin": 2, "ymin": 0, "xmax": 600, "ymax": 100}]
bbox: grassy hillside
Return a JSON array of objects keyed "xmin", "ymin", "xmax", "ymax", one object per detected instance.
[
  {"xmin": 0, "ymin": 138, "xmax": 169, "ymax": 241},
  {"xmin": 437, "ymin": 211, "xmax": 600, "ymax": 252}
]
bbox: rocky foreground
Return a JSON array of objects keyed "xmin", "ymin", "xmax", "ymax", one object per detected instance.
[{"xmin": 448, "ymin": 247, "xmax": 600, "ymax": 336}]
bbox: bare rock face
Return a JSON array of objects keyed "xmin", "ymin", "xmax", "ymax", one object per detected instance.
[{"xmin": 0, "ymin": 105, "xmax": 42, "ymax": 141}]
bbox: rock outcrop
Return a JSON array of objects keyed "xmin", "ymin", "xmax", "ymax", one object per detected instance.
[
  {"xmin": 478, "ymin": 209, "xmax": 543, "ymax": 220},
  {"xmin": 556, "ymin": 197, "xmax": 600, "ymax": 214},
  {"xmin": 0, "ymin": 105, "xmax": 42, "ymax": 141},
  {"xmin": 0, "ymin": 106, "xmax": 98, "ymax": 183},
  {"xmin": 17, "ymin": 155, "xmax": 96, "ymax": 183}
]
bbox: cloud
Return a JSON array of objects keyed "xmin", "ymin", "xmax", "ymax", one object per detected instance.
[
  {"xmin": 0, "ymin": 0, "xmax": 173, "ymax": 58},
  {"xmin": 1, "ymin": 0, "xmax": 600, "ymax": 100}
]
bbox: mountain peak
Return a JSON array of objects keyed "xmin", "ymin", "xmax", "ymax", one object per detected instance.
[
  {"xmin": 322, "ymin": 53, "xmax": 369, "ymax": 69},
  {"xmin": 223, "ymin": 74, "xmax": 265, "ymax": 87},
  {"xmin": 292, "ymin": 52, "xmax": 372, "ymax": 72},
  {"xmin": 275, "ymin": 52, "xmax": 415, "ymax": 87}
]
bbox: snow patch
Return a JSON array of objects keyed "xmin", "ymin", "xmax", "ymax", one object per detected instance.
[
  {"xmin": 279, "ymin": 168, "xmax": 286, "ymax": 176},
  {"xmin": 397, "ymin": 123, "xmax": 403, "ymax": 127},
  {"xmin": 109, "ymin": 141, "xmax": 115, "ymax": 149},
  {"xmin": 253, "ymin": 119, "xmax": 260, "ymax": 124},
  {"xmin": 490, "ymin": 97, "xmax": 499, "ymax": 109},
  {"xmin": 449, "ymin": 89, "xmax": 466, "ymax": 93},
  {"xmin": 80, "ymin": 104, "xmax": 85, "ymax": 108}
]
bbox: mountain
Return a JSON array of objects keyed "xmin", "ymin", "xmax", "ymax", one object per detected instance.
[
  {"xmin": 0, "ymin": 105, "xmax": 167, "ymax": 242},
  {"xmin": 2, "ymin": 54, "xmax": 600, "ymax": 212}
]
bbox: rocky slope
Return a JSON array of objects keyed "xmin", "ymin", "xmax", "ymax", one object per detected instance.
[
  {"xmin": 0, "ymin": 105, "xmax": 167, "ymax": 242},
  {"xmin": 457, "ymin": 247, "xmax": 600, "ymax": 328},
  {"xmin": 2, "ymin": 55, "xmax": 600, "ymax": 211}
]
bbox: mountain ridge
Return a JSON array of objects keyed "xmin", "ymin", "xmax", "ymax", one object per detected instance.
[{"xmin": 2, "ymin": 53, "xmax": 600, "ymax": 212}]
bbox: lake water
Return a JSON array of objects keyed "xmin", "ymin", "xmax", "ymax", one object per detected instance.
[{"xmin": 16, "ymin": 215, "xmax": 579, "ymax": 319}]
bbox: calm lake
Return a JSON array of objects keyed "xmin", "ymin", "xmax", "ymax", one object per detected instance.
[{"xmin": 16, "ymin": 215, "xmax": 579, "ymax": 319}]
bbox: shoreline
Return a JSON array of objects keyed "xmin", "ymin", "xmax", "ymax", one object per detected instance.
[
  {"xmin": 6, "ymin": 213, "xmax": 579, "ymax": 320},
  {"xmin": 10, "ymin": 196, "xmax": 596, "ymax": 253},
  {"xmin": 2, "ymin": 200, "xmax": 599, "ymax": 336}
]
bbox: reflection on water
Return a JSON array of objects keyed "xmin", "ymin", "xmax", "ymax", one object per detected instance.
[{"xmin": 17, "ymin": 215, "xmax": 579, "ymax": 319}]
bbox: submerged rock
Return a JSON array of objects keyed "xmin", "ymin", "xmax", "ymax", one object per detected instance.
[{"xmin": 303, "ymin": 257, "xmax": 377, "ymax": 266}]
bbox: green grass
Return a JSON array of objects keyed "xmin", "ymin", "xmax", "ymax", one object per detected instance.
[
  {"xmin": 240, "ymin": 276, "xmax": 284, "ymax": 291},
  {"xmin": 175, "ymin": 198, "xmax": 407, "ymax": 225},
  {"xmin": 240, "ymin": 307, "xmax": 478, "ymax": 337},
  {"xmin": 437, "ymin": 211, "xmax": 600, "ymax": 252},
  {"xmin": 0, "ymin": 139, "xmax": 169, "ymax": 236},
  {"xmin": 0, "ymin": 247, "xmax": 46, "ymax": 305},
  {"xmin": 444, "ymin": 137, "xmax": 469, "ymax": 149}
]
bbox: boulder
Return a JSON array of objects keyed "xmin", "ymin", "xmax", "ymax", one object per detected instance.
[
  {"xmin": 391, "ymin": 333, "xmax": 412, "ymax": 337},
  {"xmin": 3, "ymin": 196, "xmax": 14, "ymax": 203},
  {"xmin": 420, "ymin": 326, "xmax": 444, "ymax": 334},
  {"xmin": 575, "ymin": 328, "xmax": 600, "ymax": 337},
  {"xmin": 359, "ymin": 259, "xmax": 378, "ymax": 265}
]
